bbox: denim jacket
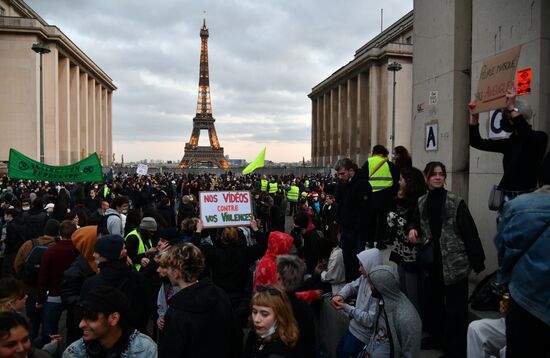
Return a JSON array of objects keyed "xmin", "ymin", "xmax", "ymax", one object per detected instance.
[
  {"xmin": 63, "ymin": 329, "xmax": 157, "ymax": 358},
  {"xmin": 495, "ymin": 186, "xmax": 550, "ymax": 326}
]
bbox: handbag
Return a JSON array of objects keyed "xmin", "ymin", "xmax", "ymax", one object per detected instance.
[
  {"xmin": 415, "ymin": 239, "xmax": 434, "ymax": 266},
  {"xmin": 488, "ymin": 185, "xmax": 504, "ymax": 211}
]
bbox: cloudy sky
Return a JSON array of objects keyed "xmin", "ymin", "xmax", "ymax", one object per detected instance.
[{"xmin": 27, "ymin": 0, "xmax": 412, "ymax": 163}]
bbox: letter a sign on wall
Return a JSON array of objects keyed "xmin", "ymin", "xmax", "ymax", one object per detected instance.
[{"xmin": 425, "ymin": 122, "xmax": 438, "ymax": 151}]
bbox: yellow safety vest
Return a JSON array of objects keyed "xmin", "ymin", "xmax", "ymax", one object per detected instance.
[
  {"xmin": 286, "ymin": 185, "xmax": 299, "ymax": 202},
  {"xmin": 260, "ymin": 180, "xmax": 268, "ymax": 192},
  {"xmin": 268, "ymin": 182, "xmax": 278, "ymax": 194},
  {"xmin": 304, "ymin": 179, "xmax": 310, "ymax": 190},
  {"xmin": 103, "ymin": 186, "xmax": 110, "ymax": 198},
  {"xmin": 368, "ymin": 156, "xmax": 393, "ymax": 192},
  {"xmin": 124, "ymin": 229, "xmax": 152, "ymax": 271}
]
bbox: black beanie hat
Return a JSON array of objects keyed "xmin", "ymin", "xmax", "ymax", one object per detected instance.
[
  {"xmin": 78, "ymin": 285, "xmax": 127, "ymax": 316},
  {"xmin": 94, "ymin": 235, "xmax": 123, "ymax": 261},
  {"xmin": 538, "ymin": 152, "xmax": 550, "ymax": 187},
  {"xmin": 43, "ymin": 219, "xmax": 60, "ymax": 237}
]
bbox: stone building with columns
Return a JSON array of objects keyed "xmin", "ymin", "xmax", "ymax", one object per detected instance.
[
  {"xmin": 0, "ymin": 0, "xmax": 116, "ymax": 166},
  {"xmin": 309, "ymin": 11, "xmax": 413, "ymax": 167}
]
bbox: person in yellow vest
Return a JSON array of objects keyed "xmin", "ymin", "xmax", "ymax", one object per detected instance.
[
  {"xmin": 260, "ymin": 178, "xmax": 268, "ymax": 192},
  {"xmin": 286, "ymin": 182, "xmax": 300, "ymax": 216},
  {"xmin": 362, "ymin": 145, "xmax": 399, "ymax": 250},
  {"xmin": 268, "ymin": 180, "xmax": 278, "ymax": 195},
  {"xmin": 124, "ymin": 217, "xmax": 157, "ymax": 271}
]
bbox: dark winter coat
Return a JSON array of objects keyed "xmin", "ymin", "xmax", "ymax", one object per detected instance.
[
  {"xmin": 159, "ymin": 278, "xmax": 241, "ymax": 358},
  {"xmin": 335, "ymin": 170, "xmax": 372, "ymax": 231}
]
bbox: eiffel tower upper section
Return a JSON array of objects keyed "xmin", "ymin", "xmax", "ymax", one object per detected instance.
[{"xmin": 180, "ymin": 20, "xmax": 228, "ymax": 169}]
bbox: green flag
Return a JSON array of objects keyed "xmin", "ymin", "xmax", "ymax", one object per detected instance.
[
  {"xmin": 242, "ymin": 147, "xmax": 266, "ymax": 175},
  {"xmin": 8, "ymin": 148, "xmax": 103, "ymax": 182}
]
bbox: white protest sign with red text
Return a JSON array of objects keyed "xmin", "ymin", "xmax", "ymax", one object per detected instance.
[{"xmin": 199, "ymin": 191, "xmax": 253, "ymax": 228}]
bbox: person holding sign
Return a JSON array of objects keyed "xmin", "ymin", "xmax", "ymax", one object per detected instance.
[{"xmin": 469, "ymin": 88, "xmax": 548, "ymax": 210}]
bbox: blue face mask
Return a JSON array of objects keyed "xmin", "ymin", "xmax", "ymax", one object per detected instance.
[{"xmin": 259, "ymin": 322, "xmax": 277, "ymax": 339}]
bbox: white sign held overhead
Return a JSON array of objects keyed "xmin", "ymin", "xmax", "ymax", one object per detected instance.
[
  {"xmin": 136, "ymin": 164, "xmax": 148, "ymax": 176},
  {"xmin": 425, "ymin": 122, "xmax": 438, "ymax": 151},
  {"xmin": 199, "ymin": 191, "xmax": 253, "ymax": 228},
  {"xmin": 487, "ymin": 109, "xmax": 512, "ymax": 139}
]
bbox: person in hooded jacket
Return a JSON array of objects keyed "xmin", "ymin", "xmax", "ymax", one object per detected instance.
[
  {"xmin": 331, "ymin": 248, "xmax": 383, "ymax": 358},
  {"xmin": 60, "ymin": 225, "xmax": 100, "ymax": 345},
  {"xmin": 80, "ymin": 235, "xmax": 155, "ymax": 335},
  {"xmin": 357, "ymin": 265, "xmax": 421, "ymax": 358},
  {"xmin": 23, "ymin": 198, "xmax": 48, "ymax": 241},
  {"xmin": 253, "ymin": 231, "xmax": 294, "ymax": 292},
  {"xmin": 159, "ymin": 243, "xmax": 241, "ymax": 358}
]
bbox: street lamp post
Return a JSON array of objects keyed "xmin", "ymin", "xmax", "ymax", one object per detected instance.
[
  {"xmin": 32, "ymin": 42, "xmax": 50, "ymax": 163},
  {"xmin": 387, "ymin": 61, "xmax": 402, "ymax": 152}
]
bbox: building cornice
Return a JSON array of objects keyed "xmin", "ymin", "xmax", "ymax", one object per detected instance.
[
  {"xmin": 0, "ymin": 2, "xmax": 116, "ymax": 91},
  {"xmin": 309, "ymin": 10, "xmax": 413, "ymax": 98}
]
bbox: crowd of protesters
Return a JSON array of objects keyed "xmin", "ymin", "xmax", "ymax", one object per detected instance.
[{"xmin": 0, "ymin": 92, "xmax": 548, "ymax": 358}]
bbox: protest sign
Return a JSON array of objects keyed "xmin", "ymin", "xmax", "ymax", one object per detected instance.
[
  {"xmin": 473, "ymin": 46, "xmax": 521, "ymax": 114},
  {"xmin": 199, "ymin": 191, "xmax": 252, "ymax": 228},
  {"xmin": 136, "ymin": 164, "xmax": 148, "ymax": 176},
  {"xmin": 8, "ymin": 148, "xmax": 103, "ymax": 182},
  {"xmin": 516, "ymin": 68, "xmax": 532, "ymax": 96}
]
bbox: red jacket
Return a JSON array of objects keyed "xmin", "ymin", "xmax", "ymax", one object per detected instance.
[
  {"xmin": 37, "ymin": 240, "xmax": 78, "ymax": 304},
  {"xmin": 253, "ymin": 231, "xmax": 293, "ymax": 291}
]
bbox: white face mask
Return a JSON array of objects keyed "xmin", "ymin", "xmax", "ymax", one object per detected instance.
[{"xmin": 259, "ymin": 323, "xmax": 277, "ymax": 339}]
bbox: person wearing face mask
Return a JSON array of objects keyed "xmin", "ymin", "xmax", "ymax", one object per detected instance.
[
  {"xmin": 469, "ymin": 88, "xmax": 548, "ymax": 209},
  {"xmin": 407, "ymin": 162, "xmax": 486, "ymax": 358},
  {"xmin": 124, "ymin": 217, "xmax": 157, "ymax": 272},
  {"xmin": 243, "ymin": 285, "xmax": 301, "ymax": 358}
]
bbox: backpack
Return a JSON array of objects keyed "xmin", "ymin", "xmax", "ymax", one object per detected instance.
[
  {"xmin": 98, "ymin": 213, "xmax": 119, "ymax": 235},
  {"xmin": 468, "ymin": 271, "xmax": 501, "ymax": 311},
  {"xmin": 22, "ymin": 239, "xmax": 56, "ymax": 285}
]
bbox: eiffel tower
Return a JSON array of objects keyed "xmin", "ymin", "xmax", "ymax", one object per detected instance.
[{"xmin": 179, "ymin": 20, "xmax": 229, "ymax": 169}]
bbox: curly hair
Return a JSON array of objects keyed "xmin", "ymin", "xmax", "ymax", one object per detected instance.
[
  {"xmin": 250, "ymin": 286, "xmax": 299, "ymax": 347},
  {"xmin": 164, "ymin": 243, "xmax": 205, "ymax": 283}
]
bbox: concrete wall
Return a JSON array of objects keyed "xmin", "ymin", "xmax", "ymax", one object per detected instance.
[
  {"xmin": 468, "ymin": 0, "xmax": 550, "ymax": 275},
  {"xmin": 412, "ymin": 0, "xmax": 550, "ymax": 277}
]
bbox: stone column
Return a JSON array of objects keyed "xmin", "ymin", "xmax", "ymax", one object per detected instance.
[
  {"xmin": 95, "ymin": 83, "xmax": 102, "ymax": 163},
  {"xmin": 330, "ymin": 88, "xmax": 338, "ymax": 165},
  {"xmin": 311, "ymin": 97, "xmax": 317, "ymax": 166},
  {"xmin": 79, "ymin": 72, "xmax": 88, "ymax": 158},
  {"xmin": 44, "ymin": 47, "xmax": 59, "ymax": 165},
  {"xmin": 348, "ymin": 77, "xmax": 358, "ymax": 161},
  {"xmin": 107, "ymin": 91, "xmax": 112, "ymax": 165},
  {"xmin": 338, "ymin": 83, "xmax": 349, "ymax": 158},
  {"xmin": 323, "ymin": 92, "xmax": 330, "ymax": 167},
  {"xmin": 69, "ymin": 64, "xmax": 79, "ymax": 163},
  {"xmin": 102, "ymin": 87, "xmax": 108, "ymax": 165},
  {"xmin": 317, "ymin": 96, "xmax": 323, "ymax": 167},
  {"xmin": 88, "ymin": 78, "xmax": 95, "ymax": 154},
  {"xmin": 58, "ymin": 56, "xmax": 70, "ymax": 165},
  {"xmin": 357, "ymin": 72, "xmax": 370, "ymax": 164}
]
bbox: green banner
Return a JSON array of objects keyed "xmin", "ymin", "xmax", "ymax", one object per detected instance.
[{"xmin": 8, "ymin": 148, "xmax": 103, "ymax": 182}]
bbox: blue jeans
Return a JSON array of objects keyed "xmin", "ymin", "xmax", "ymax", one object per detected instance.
[
  {"xmin": 42, "ymin": 301, "xmax": 63, "ymax": 338},
  {"xmin": 337, "ymin": 329, "xmax": 366, "ymax": 358}
]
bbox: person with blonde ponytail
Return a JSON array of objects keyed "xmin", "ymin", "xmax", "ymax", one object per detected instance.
[{"xmin": 244, "ymin": 285, "xmax": 302, "ymax": 358}]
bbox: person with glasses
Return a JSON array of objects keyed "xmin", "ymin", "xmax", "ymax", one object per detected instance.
[
  {"xmin": 63, "ymin": 286, "xmax": 157, "ymax": 358},
  {"xmin": 407, "ymin": 162, "xmax": 485, "ymax": 358},
  {"xmin": 243, "ymin": 285, "xmax": 301, "ymax": 358}
]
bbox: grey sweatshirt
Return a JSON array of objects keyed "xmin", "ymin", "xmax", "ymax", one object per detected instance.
[
  {"xmin": 368, "ymin": 265, "xmax": 422, "ymax": 358},
  {"xmin": 338, "ymin": 248, "xmax": 383, "ymax": 344}
]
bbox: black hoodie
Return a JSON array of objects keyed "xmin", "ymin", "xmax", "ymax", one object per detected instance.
[{"xmin": 159, "ymin": 278, "xmax": 241, "ymax": 358}]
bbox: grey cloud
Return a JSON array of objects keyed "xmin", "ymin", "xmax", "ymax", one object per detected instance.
[{"xmin": 27, "ymin": 0, "xmax": 411, "ymax": 160}]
